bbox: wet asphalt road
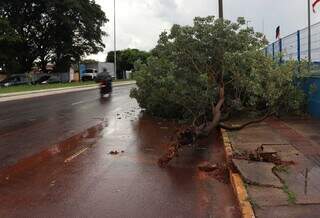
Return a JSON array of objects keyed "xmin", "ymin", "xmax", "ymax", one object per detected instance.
[
  {"xmin": 0, "ymin": 85, "xmax": 239, "ymax": 218},
  {"xmin": 0, "ymin": 86, "xmax": 134, "ymax": 169}
]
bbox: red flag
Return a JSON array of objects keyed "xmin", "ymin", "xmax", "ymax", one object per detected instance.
[
  {"xmin": 313, "ymin": 0, "xmax": 320, "ymax": 13},
  {"xmin": 276, "ymin": 26, "xmax": 280, "ymax": 39}
]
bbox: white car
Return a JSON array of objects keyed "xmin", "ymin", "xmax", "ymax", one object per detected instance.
[{"xmin": 82, "ymin": 69, "xmax": 98, "ymax": 81}]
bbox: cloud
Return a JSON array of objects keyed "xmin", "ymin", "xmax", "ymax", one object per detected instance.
[{"xmin": 88, "ymin": 0, "xmax": 320, "ymax": 61}]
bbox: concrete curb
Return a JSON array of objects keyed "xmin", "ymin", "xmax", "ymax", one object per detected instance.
[
  {"xmin": 0, "ymin": 81, "xmax": 136, "ymax": 103},
  {"xmin": 221, "ymin": 129, "xmax": 256, "ymax": 218},
  {"xmin": 0, "ymin": 84, "xmax": 97, "ymax": 98}
]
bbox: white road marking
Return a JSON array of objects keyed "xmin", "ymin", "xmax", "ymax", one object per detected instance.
[
  {"xmin": 64, "ymin": 147, "xmax": 88, "ymax": 163},
  {"xmin": 72, "ymin": 101, "xmax": 85, "ymax": 106},
  {"xmin": 0, "ymin": 118, "xmax": 12, "ymax": 122},
  {"xmin": 113, "ymin": 107, "xmax": 122, "ymax": 112}
]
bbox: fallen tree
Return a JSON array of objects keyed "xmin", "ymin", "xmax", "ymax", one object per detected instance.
[{"xmin": 130, "ymin": 16, "xmax": 308, "ymax": 167}]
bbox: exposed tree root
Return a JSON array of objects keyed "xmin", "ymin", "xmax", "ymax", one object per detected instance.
[
  {"xmin": 157, "ymin": 80, "xmax": 275, "ymax": 167},
  {"xmin": 158, "ymin": 127, "xmax": 196, "ymax": 167},
  {"xmin": 158, "ymin": 143, "xmax": 180, "ymax": 167},
  {"xmin": 158, "ymin": 84, "xmax": 225, "ymax": 168},
  {"xmin": 158, "ymin": 113, "xmax": 276, "ymax": 168}
]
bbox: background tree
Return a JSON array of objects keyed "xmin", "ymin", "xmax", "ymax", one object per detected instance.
[
  {"xmin": 0, "ymin": 17, "xmax": 23, "ymax": 74},
  {"xmin": 130, "ymin": 16, "xmax": 308, "ymax": 165},
  {"xmin": 81, "ymin": 59, "xmax": 98, "ymax": 65},
  {"xmin": 51, "ymin": 0, "xmax": 108, "ymax": 72},
  {"xmin": 107, "ymin": 49, "xmax": 150, "ymax": 79},
  {"xmin": 0, "ymin": 0, "xmax": 108, "ymax": 74}
]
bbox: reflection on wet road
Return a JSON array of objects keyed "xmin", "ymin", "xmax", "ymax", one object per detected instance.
[
  {"xmin": 0, "ymin": 85, "xmax": 239, "ymax": 218},
  {"xmin": 0, "ymin": 86, "xmax": 134, "ymax": 168}
]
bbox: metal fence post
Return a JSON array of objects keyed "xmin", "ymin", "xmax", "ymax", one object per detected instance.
[
  {"xmin": 297, "ymin": 30, "xmax": 301, "ymax": 62},
  {"xmin": 279, "ymin": 38, "xmax": 283, "ymax": 64},
  {"xmin": 265, "ymin": 47, "xmax": 267, "ymax": 56},
  {"xmin": 272, "ymin": 43, "xmax": 275, "ymax": 60}
]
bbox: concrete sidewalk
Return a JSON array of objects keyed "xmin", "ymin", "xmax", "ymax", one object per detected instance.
[
  {"xmin": 0, "ymin": 81, "xmax": 136, "ymax": 102},
  {"xmin": 226, "ymin": 117, "xmax": 320, "ymax": 218}
]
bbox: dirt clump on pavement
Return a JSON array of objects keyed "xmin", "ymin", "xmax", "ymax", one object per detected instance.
[
  {"xmin": 198, "ymin": 162, "xmax": 218, "ymax": 172},
  {"xmin": 109, "ymin": 150, "xmax": 124, "ymax": 155},
  {"xmin": 109, "ymin": 151, "xmax": 119, "ymax": 155},
  {"xmin": 233, "ymin": 145, "xmax": 295, "ymax": 166},
  {"xmin": 198, "ymin": 162, "xmax": 230, "ymax": 184}
]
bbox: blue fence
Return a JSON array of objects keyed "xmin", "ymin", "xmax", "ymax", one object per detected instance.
[
  {"xmin": 266, "ymin": 22, "xmax": 320, "ymax": 118},
  {"xmin": 265, "ymin": 22, "xmax": 320, "ymax": 64}
]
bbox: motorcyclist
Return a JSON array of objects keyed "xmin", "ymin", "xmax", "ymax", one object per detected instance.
[{"xmin": 99, "ymin": 73, "xmax": 112, "ymax": 97}]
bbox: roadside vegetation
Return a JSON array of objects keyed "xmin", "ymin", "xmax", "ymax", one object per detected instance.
[
  {"xmin": 107, "ymin": 49, "xmax": 151, "ymax": 79},
  {"xmin": 283, "ymin": 184, "xmax": 297, "ymax": 204},
  {"xmin": 0, "ymin": 82, "xmax": 95, "ymax": 94},
  {"xmin": 0, "ymin": 80, "xmax": 134, "ymax": 94},
  {"xmin": 130, "ymin": 16, "xmax": 309, "ymax": 166}
]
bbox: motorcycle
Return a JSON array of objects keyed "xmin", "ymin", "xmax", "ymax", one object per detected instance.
[
  {"xmin": 100, "ymin": 79, "xmax": 112, "ymax": 98},
  {"xmin": 96, "ymin": 73, "xmax": 113, "ymax": 98}
]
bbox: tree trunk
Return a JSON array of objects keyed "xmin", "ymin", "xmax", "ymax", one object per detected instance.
[
  {"xmin": 199, "ymin": 84, "xmax": 225, "ymax": 136},
  {"xmin": 158, "ymin": 83, "xmax": 225, "ymax": 167}
]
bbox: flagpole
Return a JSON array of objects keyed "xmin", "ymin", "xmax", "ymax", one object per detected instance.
[{"xmin": 308, "ymin": 0, "xmax": 312, "ymax": 68}]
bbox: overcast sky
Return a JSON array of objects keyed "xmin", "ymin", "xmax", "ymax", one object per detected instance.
[{"xmin": 88, "ymin": 0, "xmax": 320, "ymax": 61}]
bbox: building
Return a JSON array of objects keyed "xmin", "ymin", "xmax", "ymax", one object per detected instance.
[
  {"xmin": 29, "ymin": 64, "xmax": 76, "ymax": 83},
  {"xmin": 82, "ymin": 62, "xmax": 115, "ymax": 79},
  {"xmin": 0, "ymin": 73, "xmax": 6, "ymax": 82}
]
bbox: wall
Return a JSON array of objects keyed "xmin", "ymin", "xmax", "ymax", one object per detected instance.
[
  {"xmin": 69, "ymin": 67, "xmax": 75, "ymax": 82},
  {"xmin": 31, "ymin": 72, "xmax": 70, "ymax": 83},
  {"xmin": 304, "ymin": 76, "xmax": 320, "ymax": 118},
  {"xmin": 83, "ymin": 62, "xmax": 115, "ymax": 78},
  {"xmin": 79, "ymin": 64, "xmax": 86, "ymax": 79},
  {"xmin": 0, "ymin": 74, "xmax": 7, "ymax": 82}
]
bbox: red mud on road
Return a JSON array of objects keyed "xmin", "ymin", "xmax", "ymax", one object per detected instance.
[
  {"xmin": 0, "ymin": 107, "xmax": 240, "ymax": 218},
  {"xmin": 0, "ymin": 124, "xmax": 104, "ymax": 183}
]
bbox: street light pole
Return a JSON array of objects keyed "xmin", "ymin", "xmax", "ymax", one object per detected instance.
[
  {"xmin": 308, "ymin": 0, "xmax": 312, "ymax": 67},
  {"xmin": 218, "ymin": 0, "xmax": 223, "ymax": 19},
  {"xmin": 114, "ymin": 0, "xmax": 117, "ymax": 79}
]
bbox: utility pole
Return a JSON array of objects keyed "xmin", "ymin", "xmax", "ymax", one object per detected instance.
[
  {"xmin": 219, "ymin": 0, "xmax": 223, "ymax": 19},
  {"xmin": 114, "ymin": 0, "xmax": 117, "ymax": 79},
  {"xmin": 308, "ymin": 0, "xmax": 312, "ymax": 67}
]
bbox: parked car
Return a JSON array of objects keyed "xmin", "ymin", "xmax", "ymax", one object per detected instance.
[
  {"xmin": 33, "ymin": 75, "xmax": 51, "ymax": 84},
  {"xmin": 82, "ymin": 69, "xmax": 98, "ymax": 81},
  {"xmin": 0, "ymin": 74, "xmax": 28, "ymax": 87},
  {"xmin": 34, "ymin": 75, "xmax": 61, "ymax": 84},
  {"xmin": 42, "ymin": 75, "xmax": 60, "ymax": 84}
]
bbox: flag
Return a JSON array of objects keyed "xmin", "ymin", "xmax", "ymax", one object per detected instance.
[
  {"xmin": 313, "ymin": 0, "xmax": 320, "ymax": 13},
  {"xmin": 276, "ymin": 26, "xmax": 280, "ymax": 39}
]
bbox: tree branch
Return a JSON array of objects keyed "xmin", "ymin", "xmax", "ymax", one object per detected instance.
[{"xmin": 219, "ymin": 112, "xmax": 275, "ymax": 131}]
